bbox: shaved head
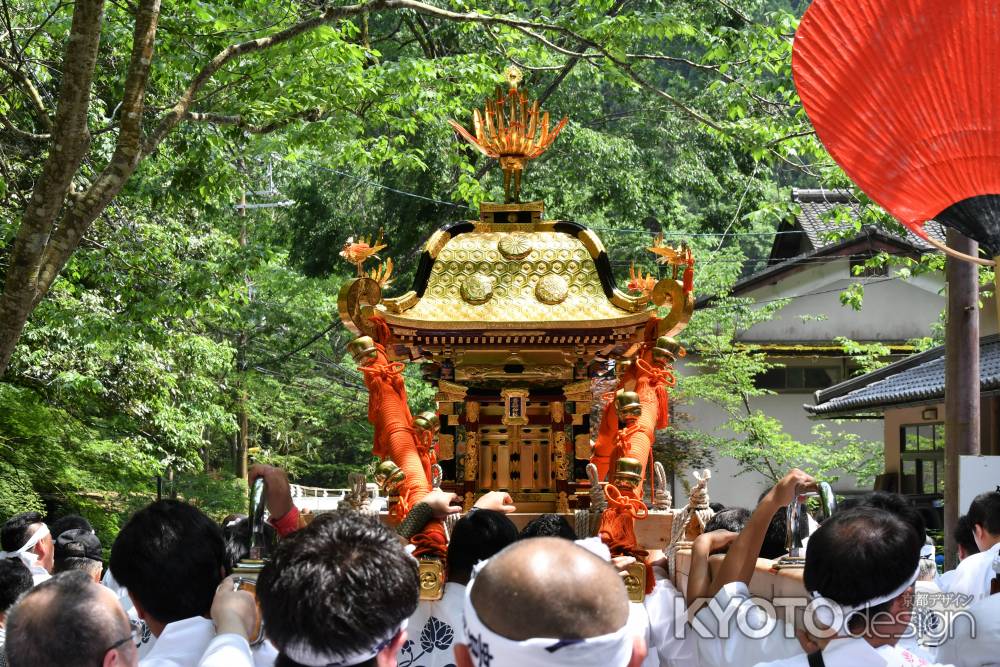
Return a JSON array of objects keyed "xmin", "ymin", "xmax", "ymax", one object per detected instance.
[
  {"xmin": 471, "ymin": 537, "xmax": 629, "ymax": 640},
  {"xmin": 6, "ymin": 571, "xmax": 135, "ymax": 667}
]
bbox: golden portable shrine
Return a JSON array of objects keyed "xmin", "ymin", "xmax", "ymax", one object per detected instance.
[{"xmin": 337, "ymin": 68, "xmax": 704, "ymax": 600}]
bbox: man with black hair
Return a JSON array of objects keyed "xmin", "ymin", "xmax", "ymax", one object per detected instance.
[
  {"xmin": 844, "ymin": 491, "xmax": 927, "ymax": 543},
  {"xmin": 938, "ymin": 515, "xmax": 979, "ymax": 591},
  {"xmin": 0, "ymin": 559, "xmax": 33, "ymax": 666},
  {"xmin": 5, "ymin": 571, "xmax": 138, "ymax": 667},
  {"xmin": 257, "ymin": 511, "xmax": 418, "ymax": 667},
  {"xmin": 693, "ymin": 470, "xmax": 946, "ymax": 667},
  {"xmin": 54, "ymin": 529, "xmax": 104, "ymax": 581},
  {"xmin": 944, "ymin": 489, "xmax": 1000, "ymax": 600},
  {"xmin": 0, "ymin": 512, "xmax": 53, "ymax": 585},
  {"xmin": 703, "ymin": 507, "xmax": 751, "ymax": 535},
  {"xmin": 752, "ymin": 507, "xmax": 947, "ymax": 666},
  {"xmin": 50, "ymin": 514, "xmax": 94, "ymax": 538},
  {"xmin": 447, "ymin": 507, "xmax": 519, "ymax": 586},
  {"xmin": 519, "ymin": 512, "xmax": 577, "ymax": 540},
  {"xmin": 110, "ymin": 499, "xmax": 276, "ymax": 667}
]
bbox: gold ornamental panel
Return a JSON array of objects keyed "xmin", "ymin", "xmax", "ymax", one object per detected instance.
[
  {"xmin": 535, "ymin": 274, "xmax": 568, "ymax": 305},
  {"xmin": 498, "ymin": 234, "xmax": 533, "ymax": 260},
  {"xmin": 460, "ymin": 273, "xmax": 494, "ymax": 305},
  {"xmin": 381, "ymin": 231, "xmax": 649, "ymax": 327}
]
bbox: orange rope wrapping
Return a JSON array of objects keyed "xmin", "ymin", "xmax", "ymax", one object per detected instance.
[
  {"xmin": 410, "ymin": 528, "xmax": 449, "ymax": 559},
  {"xmin": 358, "ymin": 343, "xmax": 446, "ymax": 558},
  {"xmin": 369, "ymin": 315, "xmax": 393, "ymax": 347},
  {"xmin": 593, "ymin": 338, "xmax": 661, "ymax": 566},
  {"xmin": 635, "ymin": 357, "xmax": 675, "ymax": 430},
  {"xmin": 592, "ymin": 392, "xmax": 619, "ymax": 481},
  {"xmin": 599, "ymin": 484, "xmax": 655, "ymax": 595},
  {"xmin": 604, "ymin": 483, "xmax": 648, "ymax": 519}
]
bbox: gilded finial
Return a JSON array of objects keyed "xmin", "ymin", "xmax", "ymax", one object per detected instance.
[
  {"xmin": 448, "ymin": 68, "xmax": 568, "ymax": 203},
  {"xmin": 504, "ymin": 65, "xmax": 523, "ymax": 91}
]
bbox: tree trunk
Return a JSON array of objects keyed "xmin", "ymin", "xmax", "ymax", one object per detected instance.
[
  {"xmin": 944, "ymin": 228, "xmax": 980, "ymax": 570},
  {"xmin": 0, "ymin": 0, "xmax": 160, "ymax": 376},
  {"xmin": 0, "ymin": 0, "xmax": 108, "ymax": 374}
]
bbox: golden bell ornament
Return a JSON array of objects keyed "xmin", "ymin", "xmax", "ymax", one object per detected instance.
[
  {"xmin": 652, "ymin": 335, "xmax": 681, "ymax": 364},
  {"xmin": 615, "ymin": 391, "xmax": 642, "ymax": 420},
  {"xmin": 374, "ymin": 460, "xmax": 405, "ymax": 491},
  {"xmin": 413, "ymin": 411, "xmax": 441, "ymax": 435},
  {"xmin": 347, "ymin": 336, "xmax": 378, "ymax": 364},
  {"xmin": 613, "ymin": 457, "xmax": 644, "ymax": 489}
]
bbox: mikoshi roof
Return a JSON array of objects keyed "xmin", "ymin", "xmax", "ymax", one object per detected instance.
[
  {"xmin": 805, "ymin": 334, "xmax": 1000, "ymax": 417},
  {"xmin": 378, "ymin": 220, "xmax": 651, "ymax": 331}
]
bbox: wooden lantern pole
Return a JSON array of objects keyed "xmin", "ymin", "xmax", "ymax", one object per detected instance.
[{"xmin": 944, "ymin": 227, "xmax": 981, "ymax": 570}]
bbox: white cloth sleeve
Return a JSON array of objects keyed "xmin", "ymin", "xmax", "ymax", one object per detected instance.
[
  {"xmin": 197, "ymin": 634, "xmax": 255, "ymax": 667},
  {"xmin": 644, "ymin": 566, "xmax": 697, "ymax": 667},
  {"xmin": 692, "ymin": 581, "xmax": 800, "ymax": 667}
]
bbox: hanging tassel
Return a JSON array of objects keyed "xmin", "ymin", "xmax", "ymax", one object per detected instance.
[{"xmin": 655, "ymin": 385, "xmax": 669, "ymax": 429}]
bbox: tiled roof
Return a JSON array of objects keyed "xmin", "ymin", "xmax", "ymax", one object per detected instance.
[
  {"xmin": 804, "ymin": 335, "xmax": 1000, "ymax": 416},
  {"xmin": 793, "ymin": 189, "xmax": 946, "ymax": 251}
]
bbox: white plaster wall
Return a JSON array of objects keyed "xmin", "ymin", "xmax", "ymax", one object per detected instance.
[
  {"xmin": 671, "ymin": 362, "xmax": 883, "ymax": 509},
  {"xmin": 669, "ymin": 259, "xmax": 942, "ymax": 508},
  {"xmin": 737, "ymin": 259, "xmax": 945, "ymax": 343}
]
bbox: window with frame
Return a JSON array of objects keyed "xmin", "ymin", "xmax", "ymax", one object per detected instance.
[
  {"xmin": 900, "ymin": 423, "xmax": 945, "ymax": 495},
  {"xmin": 756, "ymin": 366, "xmax": 843, "ymax": 392}
]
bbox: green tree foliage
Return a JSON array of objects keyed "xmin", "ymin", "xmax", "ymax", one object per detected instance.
[{"xmin": 1, "ymin": 0, "xmax": 895, "ymax": 524}]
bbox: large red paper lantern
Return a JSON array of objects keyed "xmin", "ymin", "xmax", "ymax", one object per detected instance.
[{"xmin": 793, "ymin": 0, "xmax": 1000, "ymax": 259}]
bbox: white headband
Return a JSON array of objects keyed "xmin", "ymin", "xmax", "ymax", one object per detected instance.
[
  {"xmin": 0, "ymin": 524, "xmax": 50, "ymax": 571},
  {"xmin": 282, "ymin": 619, "xmax": 407, "ymax": 667},
  {"xmin": 809, "ymin": 564, "xmax": 920, "ymax": 634},
  {"xmin": 462, "ymin": 581, "xmax": 633, "ymax": 667}
]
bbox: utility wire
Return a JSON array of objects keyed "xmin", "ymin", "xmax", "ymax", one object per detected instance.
[{"xmin": 286, "ymin": 155, "xmax": 877, "ymax": 240}]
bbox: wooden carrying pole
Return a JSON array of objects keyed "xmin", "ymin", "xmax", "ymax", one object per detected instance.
[{"xmin": 944, "ymin": 228, "xmax": 981, "ymax": 570}]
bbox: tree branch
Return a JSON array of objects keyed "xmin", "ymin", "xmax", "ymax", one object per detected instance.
[
  {"xmin": 0, "ymin": 0, "xmax": 106, "ymax": 374},
  {"xmin": 143, "ymin": 1, "xmax": 374, "ymax": 155},
  {"xmin": 183, "ymin": 108, "xmax": 331, "ymax": 134},
  {"xmin": 147, "ymin": 0, "xmax": 734, "ymax": 159},
  {"xmin": 34, "ymin": 0, "xmax": 161, "ymax": 303},
  {"xmin": 0, "ymin": 59, "xmax": 53, "ymax": 131},
  {"xmin": 0, "ymin": 113, "xmax": 49, "ymax": 141}
]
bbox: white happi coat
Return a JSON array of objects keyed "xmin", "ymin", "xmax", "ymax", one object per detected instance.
[
  {"xmin": 692, "ymin": 581, "xmax": 801, "ymax": 667},
  {"xmin": 197, "ymin": 634, "xmax": 255, "ymax": 667},
  {"xmin": 933, "ymin": 594, "xmax": 1000, "ymax": 667},
  {"xmin": 942, "ymin": 543, "xmax": 999, "ymax": 602},
  {"xmin": 140, "ymin": 616, "xmax": 276, "ymax": 667},
  {"xmin": 397, "ymin": 581, "xmax": 466, "ymax": 667},
  {"xmin": 752, "ymin": 636, "xmax": 954, "ymax": 667},
  {"xmin": 627, "ymin": 566, "xmax": 697, "ymax": 667}
]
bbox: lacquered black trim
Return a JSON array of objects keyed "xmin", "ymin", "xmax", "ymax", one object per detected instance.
[
  {"xmin": 592, "ymin": 252, "xmax": 616, "ymax": 299},
  {"xmin": 412, "ymin": 221, "xmax": 477, "ymax": 297}
]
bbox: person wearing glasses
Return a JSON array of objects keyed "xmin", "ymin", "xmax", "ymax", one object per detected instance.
[{"xmin": 4, "ymin": 570, "xmax": 139, "ymax": 667}]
